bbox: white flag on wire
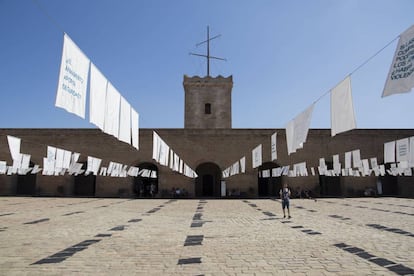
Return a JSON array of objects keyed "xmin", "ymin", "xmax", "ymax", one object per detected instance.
[
  {"xmin": 240, "ymin": 156, "xmax": 246, "ymax": 173},
  {"xmin": 118, "ymin": 96, "xmax": 131, "ymax": 145},
  {"xmin": 396, "ymin": 138, "xmax": 409, "ymax": 162},
  {"xmin": 331, "ymin": 76, "xmax": 356, "ymax": 136},
  {"xmin": 55, "ymin": 33, "xmax": 90, "ymax": 118},
  {"xmin": 271, "ymin": 132, "xmax": 277, "ymax": 161},
  {"xmin": 286, "ymin": 104, "xmax": 314, "ymax": 155},
  {"xmin": 345, "ymin": 151, "xmax": 352, "ymax": 169},
  {"xmin": 131, "ymin": 108, "xmax": 139, "ymax": 150},
  {"xmin": 384, "ymin": 141, "xmax": 396, "ymax": 163},
  {"xmin": 252, "ymin": 144, "xmax": 262, "ymax": 168},
  {"xmin": 7, "ymin": 135, "xmax": 21, "ymax": 161},
  {"xmin": 152, "ymin": 131, "xmax": 160, "ymax": 161},
  {"xmin": 89, "ymin": 63, "xmax": 107, "ymax": 130},
  {"xmin": 409, "ymin": 137, "xmax": 414, "ymax": 167},
  {"xmin": 382, "ymin": 25, "xmax": 414, "ymax": 97},
  {"xmin": 352, "ymin": 149, "xmax": 362, "ymax": 168},
  {"xmin": 104, "ymin": 82, "xmax": 121, "ymax": 138}
]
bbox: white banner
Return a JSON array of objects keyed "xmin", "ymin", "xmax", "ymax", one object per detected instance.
[
  {"xmin": 240, "ymin": 156, "xmax": 246, "ymax": 173},
  {"xmin": 104, "ymin": 82, "xmax": 121, "ymax": 138},
  {"xmin": 382, "ymin": 25, "xmax": 414, "ymax": 97},
  {"xmin": 131, "ymin": 108, "xmax": 139, "ymax": 150},
  {"xmin": 55, "ymin": 33, "xmax": 90, "ymax": 118},
  {"xmin": 396, "ymin": 138, "xmax": 409, "ymax": 162},
  {"xmin": 252, "ymin": 144, "xmax": 262, "ymax": 169},
  {"xmin": 7, "ymin": 135, "xmax": 21, "ymax": 160},
  {"xmin": 118, "ymin": 96, "xmax": 131, "ymax": 144},
  {"xmin": 271, "ymin": 132, "xmax": 277, "ymax": 161},
  {"xmin": 286, "ymin": 104, "xmax": 314, "ymax": 155},
  {"xmin": 345, "ymin": 151, "xmax": 352, "ymax": 169},
  {"xmin": 384, "ymin": 141, "xmax": 396, "ymax": 163},
  {"xmin": 331, "ymin": 76, "xmax": 356, "ymax": 136},
  {"xmin": 89, "ymin": 63, "xmax": 107, "ymax": 129},
  {"xmin": 410, "ymin": 137, "xmax": 414, "ymax": 167},
  {"xmin": 352, "ymin": 149, "xmax": 362, "ymax": 168}
]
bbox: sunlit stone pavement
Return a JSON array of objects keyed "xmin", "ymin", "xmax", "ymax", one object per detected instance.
[{"xmin": 1, "ymin": 196, "xmax": 414, "ymax": 275}]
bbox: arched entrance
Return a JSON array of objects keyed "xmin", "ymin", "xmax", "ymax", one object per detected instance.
[
  {"xmin": 258, "ymin": 162, "xmax": 282, "ymax": 197},
  {"xmin": 195, "ymin": 162, "xmax": 221, "ymax": 197},
  {"xmin": 135, "ymin": 162, "xmax": 158, "ymax": 197},
  {"xmin": 74, "ymin": 162, "xmax": 96, "ymax": 196},
  {"xmin": 16, "ymin": 162, "xmax": 37, "ymax": 195}
]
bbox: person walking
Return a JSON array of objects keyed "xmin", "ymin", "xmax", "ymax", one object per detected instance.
[{"xmin": 280, "ymin": 183, "xmax": 291, "ymax": 219}]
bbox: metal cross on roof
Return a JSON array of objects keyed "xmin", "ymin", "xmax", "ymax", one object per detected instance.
[{"xmin": 190, "ymin": 26, "xmax": 226, "ymax": 77}]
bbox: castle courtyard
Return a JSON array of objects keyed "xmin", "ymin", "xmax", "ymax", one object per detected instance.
[{"xmin": 1, "ymin": 196, "xmax": 413, "ymax": 275}]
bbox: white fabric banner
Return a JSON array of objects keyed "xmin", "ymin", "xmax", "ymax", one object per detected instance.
[
  {"xmin": 47, "ymin": 146, "xmax": 57, "ymax": 162},
  {"xmin": 345, "ymin": 151, "xmax": 352, "ymax": 169},
  {"xmin": 331, "ymin": 76, "xmax": 356, "ymax": 136},
  {"xmin": 384, "ymin": 141, "xmax": 396, "ymax": 163},
  {"xmin": 118, "ymin": 96, "xmax": 131, "ymax": 144},
  {"xmin": 252, "ymin": 144, "xmax": 262, "ymax": 168},
  {"xmin": 396, "ymin": 138, "xmax": 409, "ymax": 162},
  {"xmin": 104, "ymin": 82, "xmax": 121, "ymax": 138},
  {"xmin": 382, "ymin": 25, "xmax": 414, "ymax": 97},
  {"xmin": 71, "ymin": 152, "xmax": 80, "ymax": 165},
  {"xmin": 230, "ymin": 161, "xmax": 240, "ymax": 176},
  {"xmin": 240, "ymin": 156, "xmax": 246, "ymax": 173},
  {"xmin": 173, "ymin": 153, "xmax": 180, "ymax": 172},
  {"xmin": 21, "ymin": 154, "xmax": 31, "ymax": 169},
  {"xmin": 7, "ymin": 135, "xmax": 21, "ymax": 160},
  {"xmin": 370, "ymin": 157, "xmax": 379, "ymax": 169},
  {"xmin": 0, "ymin": 161, "xmax": 7, "ymax": 174},
  {"xmin": 409, "ymin": 137, "xmax": 414, "ymax": 167},
  {"xmin": 152, "ymin": 132, "xmax": 160, "ymax": 161},
  {"xmin": 63, "ymin": 150, "xmax": 72, "ymax": 169},
  {"xmin": 169, "ymin": 149, "xmax": 174, "ymax": 170},
  {"xmin": 89, "ymin": 63, "xmax": 107, "ymax": 129},
  {"xmin": 352, "ymin": 149, "xmax": 362, "ymax": 168},
  {"xmin": 131, "ymin": 108, "xmax": 139, "ymax": 150},
  {"xmin": 55, "ymin": 33, "xmax": 90, "ymax": 118},
  {"xmin": 55, "ymin": 148, "xmax": 64, "ymax": 169},
  {"xmin": 286, "ymin": 104, "xmax": 314, "ymax": 155},
  {"xmin": 271, "ymin": 132, "xmax": 277, "ymax": 161}
]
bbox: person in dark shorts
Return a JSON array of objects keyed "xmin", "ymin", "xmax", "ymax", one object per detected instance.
[{"xmin": 280, "ymin": 183, "xmax": 291, "ymax": 218}]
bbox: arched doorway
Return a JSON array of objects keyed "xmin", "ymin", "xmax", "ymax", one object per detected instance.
[
  {"xmin": 16, "ymin": 162, "xmax": 37, "ymax": 195},
  {"xmin": 135, "ymin": 162, "xmax": 158, "ymax": 197},
  {"xmin": 258, "ymin": 162, "xmax": 282, "ymax": 197},
  {"xmin": 74, "ymin": 162, "xmax": 96, "ymax": 197},
  {"xmin": 195, "ymin": 162, "xmax": 221, "ymax": 197}
]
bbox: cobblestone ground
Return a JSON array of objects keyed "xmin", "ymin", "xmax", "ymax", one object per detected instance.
[{"xmin": 0, "ymin": 196, "xmax": 413, "ymax": 275}]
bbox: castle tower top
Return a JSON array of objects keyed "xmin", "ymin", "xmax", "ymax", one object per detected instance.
[{"xmin": 183, "ymin": 75, "xmax": 233, "ymax": 129}]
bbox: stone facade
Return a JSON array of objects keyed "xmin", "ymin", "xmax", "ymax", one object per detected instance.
[{"xmin": 1, "ymin": 128, "xmax": 414, "ymax": 198}]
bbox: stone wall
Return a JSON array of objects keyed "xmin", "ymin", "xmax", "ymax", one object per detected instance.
[{"xmin": 1, "ymin": 128, "xmax": 414, "ymax": 198}]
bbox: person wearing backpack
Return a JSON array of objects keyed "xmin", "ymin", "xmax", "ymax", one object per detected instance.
[{"xmin": 280, "ymin": 183, "xmax": 291, "ymax": 219}]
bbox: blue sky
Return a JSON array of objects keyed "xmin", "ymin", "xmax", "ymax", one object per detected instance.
[{"xmin": 0, "ymin": 0, "xmax": 413, "ymax": 129}]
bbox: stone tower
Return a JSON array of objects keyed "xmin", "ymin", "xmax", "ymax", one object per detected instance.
[{"xmin": 183, "ymin": 75, "xmax": 233, "ymax": 129}]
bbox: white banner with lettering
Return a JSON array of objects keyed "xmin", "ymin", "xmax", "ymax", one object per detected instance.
[
  {"xmin": 252, "ymin": 144, "xmax": 262, "ymax": 169},
  {"xmin": 271, "ymin": 132, "xmax": 277, "ymax": 161},
  {"xmin": 382, "ymin": 25, "xmax": 414, "ymax": 97},
  {"xmin": 55, "ymin": 34, "xmax": 90, "ymax": 118}
]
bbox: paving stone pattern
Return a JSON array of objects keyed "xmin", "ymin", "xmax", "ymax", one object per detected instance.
[{"xmin": 0, "ymin": 197, "xmax": 413, "ymax": 275}]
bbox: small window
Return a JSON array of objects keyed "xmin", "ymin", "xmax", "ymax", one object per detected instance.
[{"xmin": 205, "ymin": 103, "xmax": 211, "ymax": 114}]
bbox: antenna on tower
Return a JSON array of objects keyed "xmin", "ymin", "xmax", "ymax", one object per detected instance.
[{"xmin": 190, "ymin": 26, "xmax": 226, "ymax": 77}]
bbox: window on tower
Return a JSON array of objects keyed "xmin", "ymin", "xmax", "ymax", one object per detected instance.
[{"xmin": 205, "ymin": 103, "xmax": 211, "ymax": 114}]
